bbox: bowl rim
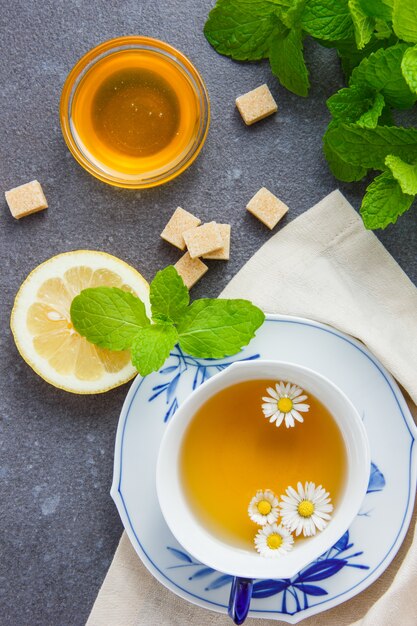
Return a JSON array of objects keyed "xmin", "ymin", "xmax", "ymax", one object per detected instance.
[
  {"xmin": 59, "ymin": 35, "xmax": 210, "ymax": 189},
  {"xmin": 156, "ymin": 359, "xmax": 371, "ymax": 580}
]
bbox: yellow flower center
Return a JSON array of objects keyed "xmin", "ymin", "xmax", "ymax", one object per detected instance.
[
  {"xmin": 298, "ymin": 500, "xmax": 314, "ymax": 517},
  {"xmin": 257, "ymin": 499, "xmax": 272, "ymax": 515},
  {"xmin": 277, "ymin": 397, "xmax": 293, "ymax": 413},
  {"xmin": 266, "ymin": 533, "xmax": 283, "ymax": 550}
]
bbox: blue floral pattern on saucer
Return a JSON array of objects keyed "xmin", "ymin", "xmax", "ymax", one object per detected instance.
[{"xmin": 112, "ymin": 315, "xmax": 416, "ymax": 623}]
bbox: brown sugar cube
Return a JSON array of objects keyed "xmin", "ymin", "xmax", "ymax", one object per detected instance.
[
  {"xmin": 160, "ymin": 207, "xmax": 201, "ymax": 251},
  {"xmin": 174, "ymin": 252, "xmax": 208, "ymax": 289},
  {"xmin": 246, "ymin": 187, "xmax": 289, "ymax": 230},
  {"xmin": 183, "ymin": 222, "xmax": 223, "ymax": 259},
  {"xmin": 235, "ymin": 84, "xmax": 277, "ymax": 126},
  {"xmin": 5, "ymin": 180, "xmax": 48, "ymax": 219},
  {"xmin": 202, "ymin": 224, "xmax": 231, "ymax": 260}
]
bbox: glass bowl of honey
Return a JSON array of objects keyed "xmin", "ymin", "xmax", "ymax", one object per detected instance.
[{"xmin": 60, "ymin": 36, "xmax": 210, "ymax": 188}]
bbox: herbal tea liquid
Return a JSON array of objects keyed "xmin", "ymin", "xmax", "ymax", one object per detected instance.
[
  {"xmin": 70, "ymin": 50, "xmax": 200, "ymax": 176},
  {"xmin": 180, "ymin": 380, "xmax": 347, "ymax": 549}
]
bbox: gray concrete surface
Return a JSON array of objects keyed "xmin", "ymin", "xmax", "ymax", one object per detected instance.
[{"xmin": 1, "ymin": 2, "xmax": 416, "ymax": 625}]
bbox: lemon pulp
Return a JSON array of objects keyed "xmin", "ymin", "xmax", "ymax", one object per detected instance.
[{"xmin": 11, "ymin": 250, "xmax": 150, "ymax": 394}]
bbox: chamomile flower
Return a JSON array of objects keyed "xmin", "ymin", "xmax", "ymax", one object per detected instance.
[
  {"xmin": 248, "ymin": 489, "xmax": 279, "ymax": 525},
  {"xmin": 254, "ymin": 523, "xmax": 294, "ymax": 557},
  {"xmin": 280, "ymin": 481, "xmax": 333, "ymax": 537},
  {"xmin": 262, "ymin": 382, "xmax": 310, "ymax": 428}
]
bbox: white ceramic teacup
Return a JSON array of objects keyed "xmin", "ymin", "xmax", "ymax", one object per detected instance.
[{"xmin": 157, "ymin": 360, "xmax": 370, "ymax": 624}]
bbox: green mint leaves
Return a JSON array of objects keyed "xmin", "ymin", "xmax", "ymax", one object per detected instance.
[
  {"xmin": 360, "ymin": 171, "xmax": 414, "ymax": 229},
  {"xmin": 204, "ymin": 0, "xmax": 417, "ymax": 230},
  {"xmin": 176, "ymin": 299, "xmax": 265, "ymax": 359},
  {"xmin": 150, "ymin": 265, "xmax": 189, "ymax": 323},
  {"xmin": 392, "ymin": 0, "xmax": 417, "ymax": 43},
  {"xmin": 325, "ymin": 124, "xmax": 417, "ymax": 170},
  {"xmin": 301, "ymin": 0, "xmax": 354, "ymax": 41},
  {"xmin": 203, "ymin": 0, "xmax": 282, "ymax": 62},
  {"xmin": 349, "ymin": 43, "xmax": 416, "ymax": 109},
  {"xmin": 70, "ymin": 288, "xmax": 150, "ymax": 351},
  {"xmin": 70, "ymin": 266, "xmax": 265, "ymax": 377},
  {"xmin": 131, "ymin": 324, "xmax": 179, "ymax": 376},
  {"xmin": 324, "ymin": 40, "xmax": 417, "ymax": 228},
  {"xmin": 269, "ymin": 27, "xmax": 310, "ymax": 97},
  {"xmin": 385, "ymin": 154, "xmax": 417, "ymax": 194},
  {"xmin": 401, "ymin": 45, "xmax": 417, "ymax": 94},
  {"xmin": 204, "ymin": 0, "xmax": 311, "ymax": 97}
]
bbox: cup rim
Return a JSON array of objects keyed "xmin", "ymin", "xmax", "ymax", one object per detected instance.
[
  {"xmin": 59, "ymin": 35, "xmax": 210, "ymax": 188},
  {"xmin": 156, "ymin": 359, "xmax": 371, "ymax": 579}
]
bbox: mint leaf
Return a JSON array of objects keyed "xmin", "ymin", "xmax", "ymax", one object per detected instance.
[
  {"xmin": 401, "ymin": 45, "xmax": 417, "ymax": 94},
  {"xmin": 326, "ymin": 123, "xmax": 417, "ymax": 169},
  {"xmin": 270, "ymin": 28, "xmax": 310, "ymax": 96},
  {"xmin": 326, "ymin": 86, "xmax": 385, "ymax": 127},
  {"xmin": 327, "ymin": 84, "xmax": 378, "ymax": 122},
  {"xmin": 374, "ymin": 19, "xmax": 392, "ymax": 39},
  {"xmin": 301, "ymin": 0, "xmax": 355, "ymax": 41},
  {"xmin": 357, "ymin": 91, "xmax": 385, "ymax": 127},
  {"xmin": 177, "ymin": 299, "xmax": 265, "ymax": 359},
  {"xmin": 323, "ymin": 131, "xmax": 368, "ymax": 181},
  {"xmin": 360, "ymin": 171, "xmax": 414, "ymax": 229},
  {"xmin": 131, "ymin": 325, "xmax": 178, "ymax": 376},
  {"xmin": 348, "ymin": 0, "xmax": 374, "ymax": 49},
  {"xmin": 150, "ymin": 266, "xmax": 189, "ymax": 324},
  {"xmin": 280, "ymin": 0, "xmax": 306, "ymax": 28},
  {"xmin": 393, "ymin": 0, "xmax": 417, "ymax": 43},
  {"xmin": 350, "ymin": 43, "xmax": 416, "ymax": 109},
  {"xmin": 385, "ymin": 154, "xmax": 417, "ymax": 194},
  {"xmin": 358, "ymin": 0, "xmax": 392, "ymax": 21},
  {"xmin": 204, "ymin": 0, "xmax": 283, "ymax": 61},
  {"xmin": 70, "ymin": 287, "xmax": 150, "ymax": 351},
  {"xmin": 336, "ymin": 34, "xmax": 396, "ymax": 79}
]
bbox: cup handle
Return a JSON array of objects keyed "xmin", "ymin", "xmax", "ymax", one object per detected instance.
[{"xmin": 228, "ymin": 576, "xmax": 253, "ymax": 625}]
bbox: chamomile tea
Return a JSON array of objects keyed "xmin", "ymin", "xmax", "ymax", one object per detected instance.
[{"xmin": 180, "ymin": 379, "xmax": 347, "ymax": 550}]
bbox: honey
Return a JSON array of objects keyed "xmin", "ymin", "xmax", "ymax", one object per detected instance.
[
  {"xmin": 180, "ymin": 380, "xmax": 347, "ymax": 549},
  {"xmin": 70, "ymin": 49, "xmax": 201, "ymax": 178}
]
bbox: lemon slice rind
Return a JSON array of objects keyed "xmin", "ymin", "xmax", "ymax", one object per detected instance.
[{"xmin": 11, "ymin": 250, "xmax": 150, "ymax": 394}]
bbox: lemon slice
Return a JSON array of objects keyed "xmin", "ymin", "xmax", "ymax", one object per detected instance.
[{"xmin": 11, "ymin": 250, "xmax": 150, "ymax": 394}]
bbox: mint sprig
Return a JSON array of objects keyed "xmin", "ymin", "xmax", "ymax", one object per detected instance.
[
  {"xmin": 360, "ymin": 170, "xmax": 414, "ymax": 228},
  {"xmin": 204, "ymin": 0, "xmax": 417, "ymax": 229},
  {"xmin": 70, "ymin": 266, "xmax": 265, "ymax": 377},
  {"xmin": 177, "ymin": 298, "xmax": 265, "ymax": 359},
  {"xmin": 70, "ymin": 287, "xmax": 150, "ymax": 350},
  {"xmin": 150, "ymin": 265, "xmax": 189, "ymax": 323},
  {"xmin": 131, "ymin": 324, "xmax": 179, "ymax": 376}
]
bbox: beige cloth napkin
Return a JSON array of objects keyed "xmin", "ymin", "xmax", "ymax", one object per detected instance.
[{"xmin": 87, "ymin": 190, "xmax": 417, "ymax": 626}]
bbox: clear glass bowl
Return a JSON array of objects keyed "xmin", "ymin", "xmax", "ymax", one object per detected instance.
[{"xmin": 60, "ymin": 36, "xmax": 210, "ymax": 189}]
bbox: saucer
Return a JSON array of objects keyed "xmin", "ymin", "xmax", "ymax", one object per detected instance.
[{"xmin": 111, "ymin": 315, "xmax": 417, "ymax": 623}]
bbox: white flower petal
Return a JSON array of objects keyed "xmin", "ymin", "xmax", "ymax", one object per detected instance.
[
  {"xmin": 274, "ymin": 412, "xmax": 284, "ymax": 427},
  {"xmin": 291, "ymin": 409, "xmax": 304, "ymax": 423},
  {"xmin": 262, "ymin": 399, "xmax": 277, "ymax": 406},
  {"xmin": 266, "ymin": 387, "xmax": 278, "ymax": 399},
  {"xmin": 277, "ymin": 382, "xmax": 286, "ymax": 395},
  {"xmin": 293, "ymin": 394, "xmax": 308, "ymax": 403},
  {"xmin": 288, "ymin": 485, "xmax": 301, "ymax": 501},
  {"xmin": 293, "ymin": 403, "xmax": 310, "ymax": 413},
  {"xmin": 285, "ymin": 413, "xmax": 295, "ymax": 428},
  {"xmin": 288, "ymin": 384, "xmax": 301, "ymax": 399}
]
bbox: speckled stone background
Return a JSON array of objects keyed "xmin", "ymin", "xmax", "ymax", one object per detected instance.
[{"xmin": 1, "ymin": 2, "xmax": 416, "ymax": 625}]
